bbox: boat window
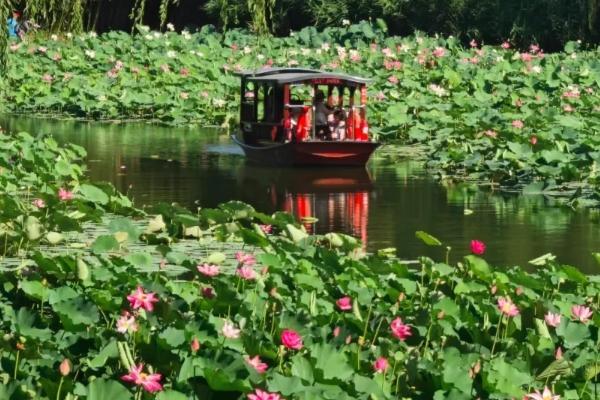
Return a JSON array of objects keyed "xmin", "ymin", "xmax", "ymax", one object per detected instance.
[{"xmin": 241, "ymin": 81, "xmax": 256, "ymax": 122}]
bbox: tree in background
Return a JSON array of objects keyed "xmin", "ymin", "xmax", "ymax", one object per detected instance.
[{"xmin": 0, "ymin": 0, "xmax": 12, "ymax": 74}]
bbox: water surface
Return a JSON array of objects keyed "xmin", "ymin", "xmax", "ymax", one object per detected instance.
[{"xmin": 2, "ymin": 116, "xmax": 599, "ymax": 273}]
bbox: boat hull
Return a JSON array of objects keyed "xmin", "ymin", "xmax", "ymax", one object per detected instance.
[{"xmin": 231, "ymin": 134, "xmax": 380, "ymax": 166}]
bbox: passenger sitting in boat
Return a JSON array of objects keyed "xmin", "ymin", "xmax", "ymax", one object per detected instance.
[
  {"xmin": 330, "ymin": 109, "xmax": 346, "ymax": 140},
  {"xmin": 314, "ymin": 90, "xmax": 332, "ymax": 139}
]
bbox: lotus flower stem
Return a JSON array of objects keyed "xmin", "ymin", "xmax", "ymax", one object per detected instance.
[
  {"xmin": 490, "ymin": 314, "xmax": 503, "ymax": 357},
  {"xmin": 56, "ymin": 376, "xmax": 64, "ymax": 400},
  {"xmin": 13, "ymin": 349, "xmax": 20, "ymax": 379},
  {"xmin": 370, "ymin": 316, "xmax": 385, "ymax": 346}
]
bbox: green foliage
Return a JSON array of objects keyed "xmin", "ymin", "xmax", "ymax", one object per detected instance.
[{"xmin": 1, "ymin": 129, "xmax": 600, "ymax": 399}]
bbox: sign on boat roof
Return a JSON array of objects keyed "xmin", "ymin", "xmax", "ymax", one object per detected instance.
[{"xmin": 237, "ymin": 67, "xmax": 371, "ymax": 85}]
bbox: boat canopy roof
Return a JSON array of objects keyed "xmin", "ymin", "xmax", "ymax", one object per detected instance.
[{"xmin": 237, "ymin": 67, "xmax": 371, "ymax": 85}]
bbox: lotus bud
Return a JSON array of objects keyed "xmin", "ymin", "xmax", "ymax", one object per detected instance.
[
  {"xmin": 333, "ymin": 326, "xmax": 341, "ymax": 337},
  {"xmin": 202, "ymin": 287, "xmax": 215, "ymax": 299},
  {"xmin": 190, "ymin": 338, "xmax": 200, "ymax": 353},
  {"xmin": 269, "ymin": 287, "xmax": 278, "ymax": 297},
  {"xmin": 555, "ymin": 347, "xmax": 563, "ymax": 360},
  {"xmin": 490, "ymin": 285, "xmax": 497, "ymax": 295},
  {"xmin": 515, "ymin": 287, "xmax": 523, "ymax": 296},
  {"xmin": 59, "ymin": 359, "xmax": 71, "ymax": 376},
  {"xmin": 437, "ymin": 310, "xmax": 445, "ymax": 319},
  {"xmin": 16, "ymin": 342, "xmax": 25, "ymax": 350},
  {"xmin": 358, "ymin": 336, "xmax": 365, "ymax": 346},
  {"xmin": 261, "ymin": 266, "xmax": 269, "ymax": 275},
  {"xmin": 398, "ymin": 293, "xmax": 406, "ymax": 302},
  {"xmin": 345, "ymin": 335, "xmax": 352, "ymax": 344}
]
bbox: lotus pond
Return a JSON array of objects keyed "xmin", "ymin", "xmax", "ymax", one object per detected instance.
[
  {"xmin": 2, "ymin": 115, "xmax": 600, "ymax": 274},
  {"xmin": 0, "ymin": 122, "xmax": 599, "ymax": 400},
  {"xmin": 2, "ymin": 23, "xmax": 600, "ymax": 200}
]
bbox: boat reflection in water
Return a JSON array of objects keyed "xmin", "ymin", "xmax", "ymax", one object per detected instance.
[{"xmin": 240, "ymin": 166, "xmax": 373, "ymax": 246}]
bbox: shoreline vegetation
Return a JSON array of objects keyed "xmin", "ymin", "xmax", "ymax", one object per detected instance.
[
  {"xmin": 1, "ymin": 22, "xmax": 600, "ymax": 202},
  {"xmin": 0, "ymin": 125, "xmax": 599, "ymax": 399}
]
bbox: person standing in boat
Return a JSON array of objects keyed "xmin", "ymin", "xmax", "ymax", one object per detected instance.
[{"xmin": 314, "ymin": 90, "xmax": 332, "ymax": 139}]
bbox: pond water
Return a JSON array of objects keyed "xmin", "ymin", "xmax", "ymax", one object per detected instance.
[{"xmin": 2, "ymin": 115, "xmax": 600, "ymax": 273}]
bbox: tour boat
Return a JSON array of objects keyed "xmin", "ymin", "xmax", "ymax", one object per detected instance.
[{"xmin": 232, "ymin": 68, "xmax": 380, "ymax": 166}]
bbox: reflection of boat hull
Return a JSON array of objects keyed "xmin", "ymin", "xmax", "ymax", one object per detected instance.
[{"xmin": 231, "ymin": 134, "xmax": 380, "ymax": 166}]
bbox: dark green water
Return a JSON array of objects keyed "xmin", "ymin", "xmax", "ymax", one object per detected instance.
[{"xmin": 2, "ymin": 115, "xmax": 600, "ymax": 273}]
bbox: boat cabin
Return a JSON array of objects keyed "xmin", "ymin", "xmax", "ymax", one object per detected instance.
[{"xmin": 237, "ymin": 68, "xmax": 372, "ymax": 145}]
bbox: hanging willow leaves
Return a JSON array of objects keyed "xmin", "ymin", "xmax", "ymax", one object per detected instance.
[{"xmin": 0, "ymin": 0, "xmax": 12, "ymax": 74}]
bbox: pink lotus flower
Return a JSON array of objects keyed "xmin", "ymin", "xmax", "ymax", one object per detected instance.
[
  {"xmin": 563, "ymin": 105, "xmax": 574, "ymax": 113},
  {"xmin": 121, "ymin": 364, "xmax": 163, "ymax": 393},
  {"xmin": 529, "ymin": 44, "xmax": 540, "ymax": 54},
  {"xmin": 179, "ymin": 67, "xmax": 189, "ymax": 76},
  {"xmin": 484, "ymin": 130, "xmax": 497, "ymax": 138},
  {"xmin": 236, "ymin": 252, "xmax": 256, "ymax": 267},
  {"xmin": 190, "ymin": 337, "xmax": 200, "ymax": 352},
  {"xmin": 530, "ymin": 135, "xmax": 538, "ymax": 145},
  {"xmin": 373, "ymin": 357, "xmax": 389, "ymax": 373},
  {"xmin": 520, "ymin": 53, "xmax": 533, "ymax": 62},
  {"xmin": 525, "ymin": 386, "xmax": 560, "ymax": 400},
  {"xmin": 512, "ymin": 120, "xmax": 524, "ymax": 129},
  {"xmin": 336, "ymin": 296, "xmax": 352, "ymax": 311},
  {"xmin": 259, "ymin": 224, "xmax": 272, "ymax": 234},
  {"xmin": 58, "ymin": 188, "xmax": 73, "ymax": 201},
  {"xmin": 42, "ymin": 74, "xmax": 53, "ymax": 83},
  {"xmin": 390, "ymin": 317, "xmax": 412, "ymax": 340},
  {"xmin": 32, "ymin": 198, "xmax": 45, "ymax": 208},
  {"xmin": 126, "ymin": 286, "xmax": 159, "ymax": 312},
  {"xmin": 469, "ymin": 39, "xmax": 478, "ymax": 48},
  {"xmin": 432, "ymin": 47, "xmax": 446, "ymax": 58},
  {"xmin": 544, "ymin": 312, "xmax": 561, "ymax": 327},
  {"xmin": 497, "ymin": 297, "xmax": 519, "ymax": 317},
  {"xmin": 571, "ymin": 305, "xmax": 593, "ymax": 323},
  {"xmin": 381, "ymin": 47, "xmax": 393, "ymax": 57},
  {"xmin": 116, "ymin": 311, "xmax": 139, "ymax": 333},
  {"xmin": 470, "ymin": 240, "xmax": 486, "ymax": 255},
  {"xmin": 245, "ymin": 355, "xmax": 268, "ymax": 373},
  {"xmin": 247, "ymin": 389, "xmax": 282, "ymax": 400},
  {"xmin": 388, "ymin": 76, "xmax": 398, "ymax": 84},
  {"xmin": 281, "ymin": 329, "xmax": 303, "ymax": 350},
  {"xmin": 501, "ymin": 41, "xmax": 510, "ymax": 49},
  {"xmin": 180, "ymin": 92, "xmax": 189, "ymax": 100},
  {"xmin": 236, "ymin": 266, "xmax": 257, "ymax": 280},
  {"xmin": 114, "ymin": 60, "xmax": 124, "ymax": 70},
  {"xmin": 222, "ymin": 320, "xmax": 241, "ymax": 338},
  {"xmin": 107, "ymin": 69, "xmax": 118, "ymax": 78},
  {"xmin": 375, "ymin": 91, "xmax": 386, "ymax": 101},
  {"xmin": 38, "ymin": 46, "xmax": 47, "ymax": 53},
  {"xmin": 197, "ymin": 263, "xmax": 220, "ymax": 277},
  {"xmin": 52, "ymin": 53, "xmax": 62, "ymax": 61}
]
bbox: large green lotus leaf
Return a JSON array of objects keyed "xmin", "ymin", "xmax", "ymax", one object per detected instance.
[
  {"xmin": 108, "ymin": 217, "xmax": 140, "ymax": 240},
  {"xmin": 204, "ymin": 368, "xmax": 251, "ymax": 391},
  {"xmin": 87, "ymin": 340, "xmax": 119, "ymax": 369},
  {"xmin": 158, "ymin": 327, "xmax": 186, "ymax": 349},
  {"xmin": 311, "ymin": 343, "xmax": 354, "ymax": 381},
  {"xmin": 485, "ymin": 358, "xmax": 531, "ymax": 398},
  {"xmin": 291, "ymin": 354, "xmax": 315, "ymax": 384},
  {"xmin": 19, "ymin": 280, "xmax": 50, "ymax": 301},
  {"xmin": 91, "ymin": 235, "xmax": 120, "ymax": 254},
  {"xmin": 556, "ymin": 320, "xmax": 590, "ymax": 348},
  {"xmin": 52, "ymin": 297, "xmax": 100, "ymax": 328},
  {"xmin": 79, "ymin": 184, "xmax": 109, "ymax": 205},
  {"xmin": 87, "ymin": 379, "xmax": 132, "ymax": 400},
  {"xmin": 156, "ymin": 390, "xmax": 189, "ymax": 400}
]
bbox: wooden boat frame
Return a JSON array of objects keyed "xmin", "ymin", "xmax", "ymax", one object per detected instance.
[{"xmin": 232, "ymin": 68, "xmax": 380, "ymax": 166}]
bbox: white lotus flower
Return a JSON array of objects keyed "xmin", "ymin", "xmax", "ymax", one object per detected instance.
[
  {"xmin": 84, "ymin": 49, "xmax": 96, "ymax": 59},
  {"xmin": 342, "ymin": 19, "xmax": 350, "ymax": 26},
  {"xmin": 167, "ymin": 50, "xmax": 177, "ymax": 58},
  {"xmin": 166, "ymin": 23, "xmax": 175, "ymax": 31}
]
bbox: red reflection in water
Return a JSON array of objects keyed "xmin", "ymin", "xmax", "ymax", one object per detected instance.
[{"xmin": 282, "ymin": 191, "xmax": 369, "ymax": 247}]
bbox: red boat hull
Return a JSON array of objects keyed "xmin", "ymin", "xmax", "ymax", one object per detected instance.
[{"xmin": 232, "ymin": 134, "xmax": 380, "ymax": 166}]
